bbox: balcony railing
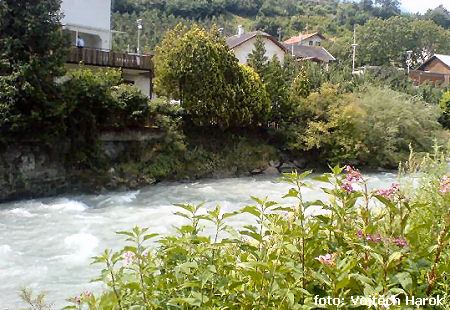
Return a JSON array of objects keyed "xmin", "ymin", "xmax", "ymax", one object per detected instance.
[{"xmin": 67, "ymin": 47, "xmax": 153, "ymax": 71}]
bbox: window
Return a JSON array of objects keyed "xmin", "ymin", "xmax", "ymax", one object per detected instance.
[
  {"xmin": 316, "ymin": 41, "xmax": 321, "ymax": 46},
  {"xmin": 309, "ymin": 41, "xmax": 313, "ymax": 46}
]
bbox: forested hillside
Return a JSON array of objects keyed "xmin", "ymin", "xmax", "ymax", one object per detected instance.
[{"xmin": 112, "ymin": 0, "xmax": 450, "ymax": 66}]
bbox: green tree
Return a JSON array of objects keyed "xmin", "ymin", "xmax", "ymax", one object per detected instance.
[
  {"xmin": 247, "ymin": 35, "xmax": 268, "ymax": 77},
  {"xmin": 233, "ymin": 65, "xmax": 271, "ymax": 127},
  {"xmin": 264, "ymin": 57, "xmax": 290, "ymax": 124},
  {"xmin": 154, "ymin": 24, "xmax": 270, "ymax": 128},
  {"xmin": 373, "ymin": 0, "xmax": 400, "ymax": 19},
  {"xmin": 423, "ymin": 5, "xmax": 450, "ymax": 29},
  {"xmin": 0, "ymin": 0, "xmax": 68, "ymax": 134},
  {"xmin": 356, "ymin": 16, "xmax": 450, "ymax": 67},
  {"xmin": 290, "ymin": 69, "xmax": 311, "ymax": 100}
]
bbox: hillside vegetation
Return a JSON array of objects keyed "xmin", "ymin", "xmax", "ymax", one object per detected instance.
[{"xmin": 112, "ymin": 0, "xmax": 450, "ymax": 67}]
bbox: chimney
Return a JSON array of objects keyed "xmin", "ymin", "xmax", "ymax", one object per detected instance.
[{"xmin": 237, "ymin": 25, "xmax": 244, "ymax": 37}]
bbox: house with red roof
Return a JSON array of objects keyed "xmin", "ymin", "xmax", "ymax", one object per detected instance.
[{"xmin": 283, "ymin": 32, "xmax": 335, "ymax": 64}]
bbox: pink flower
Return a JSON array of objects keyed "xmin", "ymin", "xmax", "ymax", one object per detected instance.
[
  {"xmin": 393, "ymin": 237, "xmax": 408, "ymax": 248},
  {"xmin": 345, "ymin": 165, "xmax": 363, "ymax": 182},
  {"xmin": 357, "ymin": 230, "xmax": 364, "ymax": 238},
  {"xmin": 315, "ymin": 253, "xmax": 337, "ymax": 266},
  {"xmin": 376, "ymin": 183, "xmax": 400, "ymax": 199},
  {"xmin": 82, "ymin": 290, "xmax": 92, "ymax": 298},
  {"xmin": 438, "ymin": 176, "xmax": 449, "ymax": 194},
  {"xmin": 122, "ymin": 251, "xmax": 135, "ymax": 266},
  {"xmin": 74, "ymin": 296, "xmax": 81, "ymax": 304},
  {"xmin": 342, "ymin": 181, "xmax": 354, "ymax": 192},
  {"xmin": 366, "ymin": 233, "xmax": 382, "ymax": 243}
]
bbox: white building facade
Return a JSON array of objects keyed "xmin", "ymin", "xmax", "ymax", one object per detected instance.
[
  {"xmin": 61, "ymin": 0, "xmax": 154, "ymax": 97},
  {"xmin": 226, "ymin": 27, "xmax": 287, "ymax": 65},
  {"xmin": 61, "ymin": 0, "xmax": 112, "ymax": 50}
]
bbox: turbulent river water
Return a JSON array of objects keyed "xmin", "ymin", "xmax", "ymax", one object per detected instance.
[{"xmin": 0, "ymin": 173, "xmax": 398, "ymax": 308}]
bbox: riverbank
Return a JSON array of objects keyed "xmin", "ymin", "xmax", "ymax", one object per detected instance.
[{"xmin": 0, "ymin": 129, "xmax": 308, "ymax": 203}]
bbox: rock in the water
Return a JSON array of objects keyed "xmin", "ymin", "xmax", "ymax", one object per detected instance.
[
  {"xmin": 263, "ymin": 166, "xmax": 280, "ymax": 175},
  {"xmin": 269, "ymin": 160, "xmax": 281, "ymax": 168},
  {"xmin": 251, "ymin": 168, "xmax": 263, "ymax": 175}
]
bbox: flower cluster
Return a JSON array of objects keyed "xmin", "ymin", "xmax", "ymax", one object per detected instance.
[
  {"xmin": 438, "ymin": 176, "xmax": 449, "ymax": 194},
  {"xmin": 73, "ymin": 290, "xmax": 93, "ymax": 304},
  {"xmin": 376, "ymin": 183, "xmax": 400, "ymax": 199},
  {"xmin": 342, "ymin": 181, "xmax": 354, "ymax": 192},
  {"xmin": 345, "ymin": 165, "xmax": 363, "ymax": 182},
  {"xmin": 315, "ymin": 253, "xmax": 337, "ymax": 267},
  {"xmin": 357, "ymin": 230, "xmax": 383, "ymax": 243},
  {"xmin": 342, "ymin": 165, "xmax": 363, "ymax": 192},
  {"xmin": 122, "ymin": 251, "xmax": 136, "ymax": 266},
  {"xmin": 392, "ymin": 237, "xmax": 408, "ymax": 248}
]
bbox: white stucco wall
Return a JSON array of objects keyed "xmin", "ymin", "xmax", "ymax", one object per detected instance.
[
  {"xmin": 123, "ymin": 70, "xmax": 152, "ymax": 98},
  {"xmin": 232, "ymin": 37, "xmax": 286, "ymax": 64},
  {"xmin": 61, "ymin": 0, "xmax": 112, "ymax": 49},
  {"xmin": 299, "ymin": 35, "xmax": 322, "ymax": 46}
]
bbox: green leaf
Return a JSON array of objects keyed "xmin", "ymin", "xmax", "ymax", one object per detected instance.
[
  {"xmin": 143, "ymin": 233, "xmax": 158, "ymax": 241},
  {"xmin": 395, "ymin": 272, "xmax": 412, "ymax": 292},
  {"xmin": 386, "ymin": 251, "xmax": 402, "ymax": 269},
  {"xmin": 241, "ymin": 205, "xmax": 260, "ymax": 217}
]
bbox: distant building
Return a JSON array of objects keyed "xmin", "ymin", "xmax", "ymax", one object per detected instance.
[
  {"xmin": 284, "ymin": 32, "xmax": 326, "ymax": 47},
  {"xmin": 60, "ymin": 0, "xmax": 154, "ymax": 97},
  {"xmin": 226, "ymin": 26, "xmax": 287, "ymax": 64},
  {"xmin": 283, "ymin": 32, "xmax": 335, "ymax": 64},
  {"xmin": 410, "ymin": 54, "xmax": 450, "ymax": 86}
]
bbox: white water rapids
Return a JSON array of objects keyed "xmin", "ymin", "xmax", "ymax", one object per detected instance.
[{"xmin": 0, "ymin": 173, "xmax": 397, "ymax": 308}]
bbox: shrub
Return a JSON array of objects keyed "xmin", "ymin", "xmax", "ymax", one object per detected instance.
[
  {"xmin": 356, "ymin": 86, "xmax": 444, "ymax": 167},
  {"xmin": 62, "ymin": 68, "xmax": 153, "ymax": 167},
  {"xmin": 282, "ymin": 84, "xmax": 366, "ymax": 165},
  {"xmin": 67, "ymin": 161, "xmax": 450, "ymax": 309},
  {"xmin": 439, "ymin": 91, "xmax": 450, "ymax": 129},
  {"xmin": 110, "ymin": 84, "xmax": 150, "ymax": 128}
]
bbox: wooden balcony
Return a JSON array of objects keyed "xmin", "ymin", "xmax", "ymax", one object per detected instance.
[{"xmin": 67, "ymin": 47, "xmax": 153, "ymax": 71}]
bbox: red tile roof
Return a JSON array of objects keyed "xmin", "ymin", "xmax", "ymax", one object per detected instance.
[{"xmin": 284, "ymin": 32, "xmax": 326, "ymax": 45}]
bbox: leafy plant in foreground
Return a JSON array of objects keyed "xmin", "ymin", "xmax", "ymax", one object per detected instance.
[{"xmin": 66, "ymin": 155, "xmax": 450, "ymax": 309}]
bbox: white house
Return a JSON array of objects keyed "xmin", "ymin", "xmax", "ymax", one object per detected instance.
[
  {"xmin": 226, "ymin": 26, "xmax": 287, "ymax": 64},
  {"xmin": 60, "ymin": 0, "xmax": 154, "ymax": 97}
]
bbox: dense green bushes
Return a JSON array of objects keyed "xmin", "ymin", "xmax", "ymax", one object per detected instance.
[
  {"xmin": 356, "ymin": 87, "xmax": 444, "ymax": 167},
  {"xmin": 281, "ymin": 84, "xmax": 365, "ymax": 165},
  {"xmin": 67, "ymin": 154, "xmax": 450, "ymax": 309},
  {"xmin": 280, "ymin": 85, "xmax": 445, "ymax": 168},
  {"xmin": 61, "ymin": 68, "xmax": 152, "ymax": 168},
  {"xmin": 440, "ymin": 91, "xmax": 450, "ymax": 129}
]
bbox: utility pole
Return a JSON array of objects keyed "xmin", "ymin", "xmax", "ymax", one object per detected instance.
[
  {"xmin": 277, "ymin": 27, "xmax": 282, "ymax": 42},
  {"xmin": 406, "ymin": 50, "xmax": 413, "ymax": 75},
  {"xmin": 136, "ymin": 19, "xmax": 143, "ymax": 54},
  {"xmin": 351, "ymin": 25, "xmax": 358, "ymax": 74}
]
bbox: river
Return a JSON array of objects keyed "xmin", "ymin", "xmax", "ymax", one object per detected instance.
[{"xmin": 0, "ymin": 173, "xmax": 397, "ymax": 308}]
